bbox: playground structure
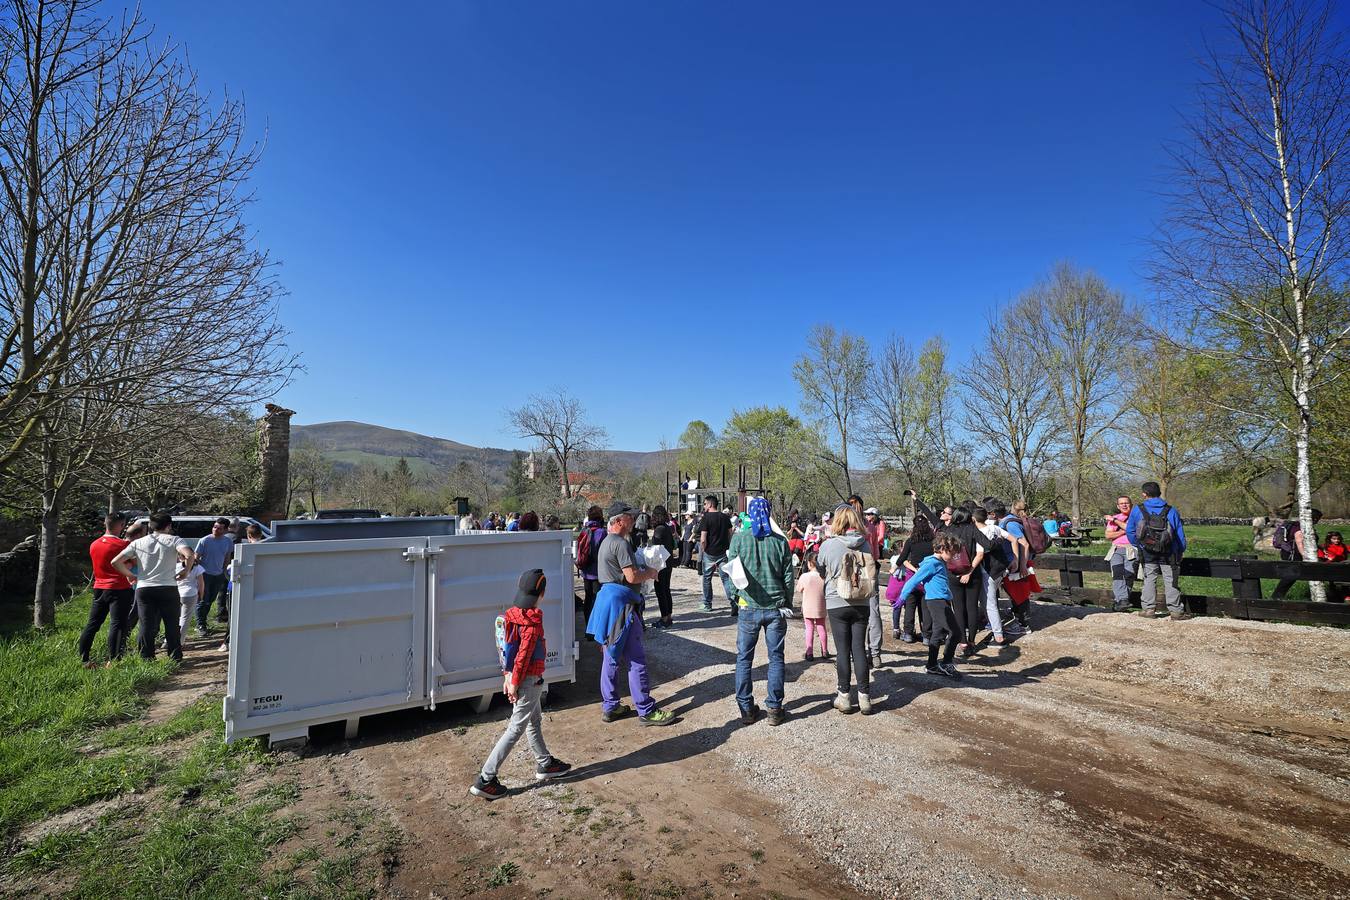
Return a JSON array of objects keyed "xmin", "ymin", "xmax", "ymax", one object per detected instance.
[{"xmin": 665, "ymin": 464, "xmax": 767, "ymax": 516}]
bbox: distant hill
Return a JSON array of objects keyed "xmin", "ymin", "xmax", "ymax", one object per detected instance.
[{"xmin": 292, "ymin": 421, "xmax": 671, "ymax": 479}]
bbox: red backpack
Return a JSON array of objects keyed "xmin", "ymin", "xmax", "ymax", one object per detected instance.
[
  {"xmin": 575, "ymin": 525, "xmax": 604, "ymax": 570},
  {"xmin": 1020, "ymin": 516, "xmax": 1051, "ymax": 556}
]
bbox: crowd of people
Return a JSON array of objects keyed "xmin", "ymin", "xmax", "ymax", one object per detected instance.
[{"xmin": 79, "ymin": 512, "xmax": 264, "ymax": 667}]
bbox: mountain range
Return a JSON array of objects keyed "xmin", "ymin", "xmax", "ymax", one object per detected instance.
[{"xmin": 292, "ymin": 421, "xmax": 672, "ymax": 479}]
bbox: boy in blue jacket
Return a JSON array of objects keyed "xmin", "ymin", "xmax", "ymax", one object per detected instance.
[{"xmin": 899, "ymin": 533, "xmax": 964, "ymax": 678}]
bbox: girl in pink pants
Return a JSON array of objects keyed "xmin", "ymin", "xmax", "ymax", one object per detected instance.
[{"xmin": 796, "ymin": 551, "xmax": 830, "ymax": 659}]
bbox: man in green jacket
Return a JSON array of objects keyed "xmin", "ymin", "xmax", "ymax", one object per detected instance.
[{"xmin": 727, "ymin": 497, "xmax": 794, "ymax": 726}]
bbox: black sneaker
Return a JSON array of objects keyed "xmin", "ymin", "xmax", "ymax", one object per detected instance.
[
  {"xmin": 935, "ymin": 662, "xmax": 962, "ymax": 679},
  {"xmin": 601, "ymin": 704, "xmax": 633, "ymax": 723},
  {"xmin": 470, "ymin": 776, "xmax": 507, "ymax": 800},
  {"xmin": 535, "ymin": 757, "xmax": 572, "ymax": 781},
  {"xmin": 739, "ymin": 704, "xmax": 761, "ymax": 726},
  {"xmin": 766, "ymin": 707, "xmax": 786, "ymax": 727}
]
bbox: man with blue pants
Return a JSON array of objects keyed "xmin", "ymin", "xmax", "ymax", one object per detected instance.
[
  {"xmin": 727, "ymin": 497, "xmax": 795, "ymax": 727},
  {"xmin": 698, "ymin": 495, "xmax": 735, "ymax": 614}
]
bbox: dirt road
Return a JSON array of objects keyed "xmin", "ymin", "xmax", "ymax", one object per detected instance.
[{"xmin": 168, "ymin": 567, "xmax": 1350, "ymax": 899}]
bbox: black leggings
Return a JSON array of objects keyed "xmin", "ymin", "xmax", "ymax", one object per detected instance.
[
  {"xmin": 655, "ymin": 564, "xmax": 674, "ymax": 620},
  {"xmin": 582, "ymin": 579, "xmax": 600, "ymax": 623},
  {"xmin": 948, "ymin": 571, "xmax": 984, "ymax": 646},
  {"xmin": 828, "ymin": 605, "xmax": 870, "ymax": 694}
]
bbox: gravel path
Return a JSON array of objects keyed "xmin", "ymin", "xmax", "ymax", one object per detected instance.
[{"xmin": 618, "ymin": 567, "xmax": 1350, "ymax": 899}]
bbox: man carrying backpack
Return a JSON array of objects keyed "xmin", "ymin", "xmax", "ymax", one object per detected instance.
[
  {"xmin": 575, "ymin": 506, "xmax": 608, "ymax": 622},
  {"xmin": 1125, "ymin": 481, "xmax": 1192, "ymax": 621}
]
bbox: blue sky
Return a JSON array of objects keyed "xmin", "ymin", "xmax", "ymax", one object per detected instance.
[{"xmin": 141, "ymin": 1, "xmax": 1241, "ymax": 451}]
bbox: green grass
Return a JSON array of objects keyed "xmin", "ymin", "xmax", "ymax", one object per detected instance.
[{"xmin": 2, "ymin": 591, "xmax": 403, "ymax": 899}]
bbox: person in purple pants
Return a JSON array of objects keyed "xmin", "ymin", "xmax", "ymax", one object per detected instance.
[{"xmin": 585, "ymin": 500, "xmax": 678, "ymax": 727}]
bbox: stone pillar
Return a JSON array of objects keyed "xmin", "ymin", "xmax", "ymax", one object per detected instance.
[{"xmin": 258, "ymin": 404, "xmax": 295, "ymax": 525}]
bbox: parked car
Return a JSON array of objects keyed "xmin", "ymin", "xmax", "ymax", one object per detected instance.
[{"xmin": 130, "ymin": 515, "xmax": 272, "ymax": 542}]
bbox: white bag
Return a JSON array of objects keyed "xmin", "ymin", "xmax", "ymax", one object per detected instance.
[{"xmin": 726, "ymin": 556, "xmax": 750, "ymax": 590}]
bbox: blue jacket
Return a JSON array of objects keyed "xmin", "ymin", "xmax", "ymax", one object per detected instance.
[
  {"xmin": 899, "ymin": 555, "xmax": 953, "ymax": 603},
  {"xmin": 585, "ymin": 582, "xmax": 643, "ymax": 661},
  {"xmin": 1125, "ymin": 497, "xmax": 1187, "ymax": 557}
]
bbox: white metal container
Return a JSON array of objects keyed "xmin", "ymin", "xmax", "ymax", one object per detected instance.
[{"xmin": 224, "ymin": 530, "xmax": 575, "ymax": 745}]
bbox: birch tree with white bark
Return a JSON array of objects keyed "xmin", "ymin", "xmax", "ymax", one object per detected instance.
[{"xmin": 1153, "ymin": 0, "xmax": 1350, "ymax": 600}]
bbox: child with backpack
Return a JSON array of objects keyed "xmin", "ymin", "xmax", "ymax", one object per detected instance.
[
  {"xmin": 795, "ymin": 549, "xmax": 829, "ymax": 660},
  {"xmin": 470, "ymin": 569, "xmax": 572, "ymax": 800},
  {"xmin": 898, "ymin": 532, "xmax": 964, "ymax": 678}
]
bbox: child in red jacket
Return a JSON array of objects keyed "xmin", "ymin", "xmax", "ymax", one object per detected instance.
[
  {"xmin": 470, "ymin": 569, "xmax": 571, "ymax": 800},
  {"xmin": 1319, "ymin": 532, "xmax": 1348, "ymax": 562}
]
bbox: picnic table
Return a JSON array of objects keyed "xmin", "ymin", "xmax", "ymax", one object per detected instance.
[{"xmin": 1051, "ymin": 525, "xmax": 1096, "ymax": 550}]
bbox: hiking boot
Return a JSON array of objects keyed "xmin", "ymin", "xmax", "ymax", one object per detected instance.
[
  {"xmin": 601, "ymin": 704, "xmax": 633, "ymax": 723},
  {"xmin": 469, "ymin": 776, "xmax": 508, "ymax": 800},
  {"xmin": 833, "ymin": 691, "xmax": 854, "ymax": 714},
  {"xmin": 739, "ymin": 704, "xmax": 761, "ymax": 726},
  {"xmin": 766, "ymin": 707, "xmax": 786, "ymax": 726},
  {"xmin": 639, "ymin": 709, "xmax": 677, "ymax": 727},
  {"xmin": 1137, "ymin": 610, "xmax": 1157, "ymax": 619},
  {"xmin": 1169, "ymin": 612, "xmax": 1195, "ymax": 621},
  {"xmin": 535, "ymin": 757, "xmax": 573, "ymax": 781},
  {"xmin": 858, "ymin": 692, "xmax": 873, "ymax": 715}
]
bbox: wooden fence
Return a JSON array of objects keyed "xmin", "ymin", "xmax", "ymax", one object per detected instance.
[{"xmin": 1035, "ymin": 552, "xmax": 1350, "ymax": 627}]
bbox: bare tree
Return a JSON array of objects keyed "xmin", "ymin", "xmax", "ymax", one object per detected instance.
[
  {"xmin": 1154, "ymin": 0, "xmax": 1349, "ymax": 598},
  {"xmin": 961, "ymin": 309, "xmax": 1058, "ymax": 505},
  {"xmin": 0, "ymin": 1, "xmax": 296, "ymax": 625},
  {"xmin": 288, "ymin": 446, "xmax": 333, "ymax": 516},
  {"xmin": 1017, "ymin": 264, "xmax": 1132, "ymax": 521},
  {"xmin": 793, "ymin": 323, "xmax": 868, "ymax": 499},
  {"xmin": 507, "ymin": 389, "xmax": 606, "ymax": 500}
]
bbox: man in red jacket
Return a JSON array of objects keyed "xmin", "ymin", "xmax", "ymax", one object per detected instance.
[{"xmin": 471, "ymin": 569, "xmax": 572, "ymax": 800}]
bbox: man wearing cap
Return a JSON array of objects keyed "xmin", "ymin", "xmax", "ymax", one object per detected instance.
[{"xmin": 585, "ymin": 501, "xmax": 678, "ymax": 727}]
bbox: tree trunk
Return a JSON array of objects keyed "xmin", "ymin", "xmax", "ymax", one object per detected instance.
[
  {"xmin": 1070, "ymin": 460, "xmax": 1082, "ymax": 523},
  {"xmin": 32, "ymin": 484, "xmax": 69, "ymax": 628},
  {"xmin": 1296, "ymin": 386, "xmax": 1326, "ymax": 601}
]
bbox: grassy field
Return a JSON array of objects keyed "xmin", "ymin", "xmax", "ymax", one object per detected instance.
[
  {"xmin": 0, "ymin": 593, "xmax": 401, "ymax": 899},
  {"xmin": 1062, "ymin": 524, "xmax": 1317, "ymax": 601}
]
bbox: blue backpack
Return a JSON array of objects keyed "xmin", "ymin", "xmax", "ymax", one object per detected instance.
[{"xmin": 495, "ymin": 614, "xmax": 546, "ymax": 672}]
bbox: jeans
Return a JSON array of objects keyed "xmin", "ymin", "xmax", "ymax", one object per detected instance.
[
  {"xmin": 735, "ymin": 606, "xmax": 786, "ymax": 711},
  {"xmin": 136, "ymin": 585, "xmax": 182, "ymax": 661},
  {"xmin": 480, "ymin": 679, "xmax": 551, "ymax": 780},
  {"xmin": 701, "ymin": 553, "xmax": 733, "ymax": 610},
  {"xmin": 1109, "ymin": 546, "xmax": 1137, "ymax": 609},
  {"xmin": 827, "ymin": 604, "xmax": 869, "ymax": 694},
  {"xmin": 600, "ymin": 618, "xmax": 656, "ymax": 717},
  {"xmin": 197, "ymin": 572, "xmax": 228, "ymax": 629},
  {"xmin": 78, "ymin": 588, "xmax": 135, "ymax": 662},
  {"xmin": 866, "ymin": 590, "xmax": 883, "ymax": 656},
  {"xmin": 1140, "ymin": 557, "xmax": 1184, "ymax": 615},
  {"xmin": 984, "ymin": 573, "xmax": 1004, "ymax": 639}
]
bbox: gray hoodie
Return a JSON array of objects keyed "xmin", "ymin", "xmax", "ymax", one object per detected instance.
[{"xmin": 816, "ymin": 530, "xmax": 873, "ymax": 610}]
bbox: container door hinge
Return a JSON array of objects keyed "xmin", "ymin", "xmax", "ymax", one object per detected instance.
[{"xmin": 403, "ymin": 547, "xmax": 443, "ymax": 562}]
